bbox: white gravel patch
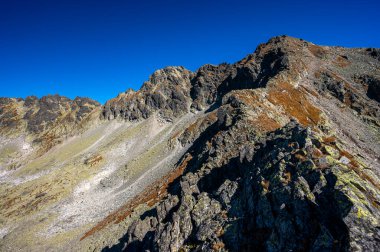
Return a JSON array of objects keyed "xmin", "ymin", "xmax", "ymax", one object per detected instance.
[{"xmin": 34, "ymin": 112, "xmax": 201, "ymax": 239}]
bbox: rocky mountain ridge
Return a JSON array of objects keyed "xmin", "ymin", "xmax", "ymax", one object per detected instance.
[
  {"xmin": 0, "ymin": 95, "xmax": 100, "ymax": 154},
  {"xmin": 100, "ymin": 36, "xmax": 380, "ymax": 251},
  {"xmin": 0, "ymin": 36, "xmax": 379, "ymax": 251}
]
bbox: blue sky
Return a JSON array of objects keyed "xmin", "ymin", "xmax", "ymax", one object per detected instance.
[{"xmin": 0, "ymin": 0, "xmax": 379, "ymax": 104}]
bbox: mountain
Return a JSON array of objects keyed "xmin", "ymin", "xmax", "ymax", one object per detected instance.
[{"xmin": 0, "ymin": 36, "xmax": 379, "ymax": 251}]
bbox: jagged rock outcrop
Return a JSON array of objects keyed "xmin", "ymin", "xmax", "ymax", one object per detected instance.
[
  {"xmin": 0, "ymin": 94, "xmax": 100, "ymax": 152},
  {"xmin": 101, "ymin": 36, "xmax": 380, "ymax": 252},
  {"xmin": 111, "ymin": 112, "xmax": 380, "ymax": 252},
  {"xmin": 102, "ymin": 67, "xmax": 194, "ymax": 121}
]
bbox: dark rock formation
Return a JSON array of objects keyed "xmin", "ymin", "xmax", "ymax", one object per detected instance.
[
  {"xmin": 101, "ymin": 36, "xmax": 380, "ymax": 252},
  {"xmin": 101, "ymin": 67, "xmax": 194, "ymax": 121},
  {"xmin": 366, "ymin": 48, "xmax": 380, "ymax": 61},
  {"xmin": 23, "ymin": 95, "xmax": 99, "ymax": 133},
  {"xmin": 107, "ymin": 102, "xmax": 379, "ymax": 251},
  {"xmin": 107, "ymin": 107, "xmax": 380, "ymax": 251}
]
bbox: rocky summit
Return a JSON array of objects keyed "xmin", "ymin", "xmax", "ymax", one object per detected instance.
[{"xmin": 0, "ymin": 36, "xmax": 379, "ymax": 251}]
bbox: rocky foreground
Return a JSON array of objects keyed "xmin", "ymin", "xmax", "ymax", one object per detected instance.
[{"xmin": 0, "ymin": 36, "xmax": 379, "ymax": 251}]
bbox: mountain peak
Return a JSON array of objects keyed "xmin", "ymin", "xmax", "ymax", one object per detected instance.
[{"xmin": 0, "ymin": 36, "xmax": 379, "ymax": 251}]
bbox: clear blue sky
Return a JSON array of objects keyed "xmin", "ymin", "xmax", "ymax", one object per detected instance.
[{"xmin": 1, "ymin": 0, "xmax": 379, "ymax": 104}]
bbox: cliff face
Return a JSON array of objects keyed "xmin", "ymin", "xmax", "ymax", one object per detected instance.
[{"xmin": 0, "ymin": 36, "xmax": 379, "ymax": 252}]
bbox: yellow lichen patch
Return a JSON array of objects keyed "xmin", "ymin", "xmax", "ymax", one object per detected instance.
[
  {"xmin": 334, "ymin": 148, "xmax": 380, "ymax": 193},
  {"xmin": 268, "ymin": 82, "xmax": 321, "ymax": 126},
  {"xmin": 315, "ymin": 136, "xmax": 380, "ymax": 210},
  {"xmin": 357, "ymin": 207, "xmax": 369, "ymax": 219}
]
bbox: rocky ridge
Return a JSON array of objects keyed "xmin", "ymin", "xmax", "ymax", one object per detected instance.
[
  {"xmin": 100, "ymin": 36, "xmax": 380, "ymax": 251},
  {"xmin": 0, "ymin": 36, "xmax": 379, "ymax": 251},
  {"xmin": 0, "ymin": 95, "xmax": 100, "ymax": 152}
]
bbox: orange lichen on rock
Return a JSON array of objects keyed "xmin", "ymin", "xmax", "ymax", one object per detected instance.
[
  {"xmin": 80, "ymin": 153, "xmax": 193, "ymax": 241},
  {"xmin": 249, "ymin": 114, "xmax": 281, "ymax": 132},
  {"xmin": 268, "ymin": 82, "xmax": 321, "ymax": 126}
]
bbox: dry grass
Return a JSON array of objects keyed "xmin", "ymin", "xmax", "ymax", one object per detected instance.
[
  {"xmin": 231, "ymin": 90, "xmax": 260, "ymax": 108},
  {"xmin": 268, "ymin": 82, "xmax": 321, "ymax": 126},
  {"xmin": 300, "ymin": 85, "xmax": 319, "ymax": 98},
  {"xmin": 308, "ymin": 44, "xmax": 327, "ymax": 58},
  {"xmin": 249, "ymin": 114, "xmax": 281, "ymax": 132}
]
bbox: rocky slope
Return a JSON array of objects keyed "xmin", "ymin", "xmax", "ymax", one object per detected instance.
[
  {"xmin": 0, "ymin": 95, "xmax": 101, "ymax": 156},
  {"xmin": 0, "ymin": 36, "xmax": 379, "ymax": 251}
]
